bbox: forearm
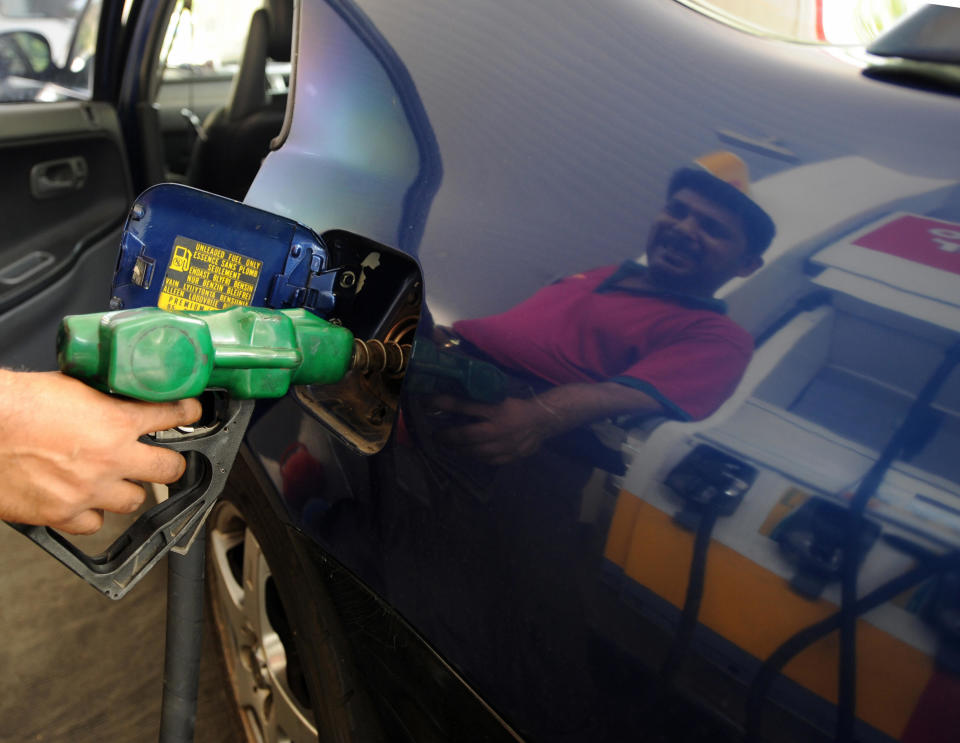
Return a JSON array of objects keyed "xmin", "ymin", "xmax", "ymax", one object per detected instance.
[
  {"xmin": 433, "ymin": 379, "xmax": 666, "ymax": 464},
  {"xmin": 531, "ymin": 381, "xmax": 666, "ymax": 437},
  {"xmin": 0, "ymin": 369, "xmax": 37, "ymax": 443}
]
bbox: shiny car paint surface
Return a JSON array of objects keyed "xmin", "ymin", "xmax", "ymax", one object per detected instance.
[{"xmin": 234, "ymin": 1, "xmax": 960, "ymax": 741}]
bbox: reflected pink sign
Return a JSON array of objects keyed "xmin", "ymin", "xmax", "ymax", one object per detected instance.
[{"xmin": 853, "ymin": 214, "xmax": 960, "ymax": 276}]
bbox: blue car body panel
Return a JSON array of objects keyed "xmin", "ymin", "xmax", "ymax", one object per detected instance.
[{"xmin": 239, "ymin": 2, "xmax": 960, "ymax": 740}]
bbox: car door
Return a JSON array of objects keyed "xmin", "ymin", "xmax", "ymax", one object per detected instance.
[
  {"xmin": 0, "ymin": 0, "xmax": 133, "ymax": 370},
  {"xmin": 219, "ymin": 2, "xmax": 960, "ymax": 742},
  {"xmin": 0, "ymin": 0, "xmax": 265, "ymax": 368}
]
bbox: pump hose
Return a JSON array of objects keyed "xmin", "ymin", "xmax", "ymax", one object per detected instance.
[
  {"xmin": 639, "ymin": 498, "xmax": 722, "ymax": 740},
  {"xmin": 835, "ymin": 342, "xmax": 960, "ymax": 742},
  {"xmin": 158, "ymin": 528, "xmax": 207, "ymax": 743},
  {"xmin": 743, "ymin": 548, "xmax": 960, "ymax": 742},
  {"xmin": 657, "ymin": 501, "xmax": 721, "ymax": 687}
]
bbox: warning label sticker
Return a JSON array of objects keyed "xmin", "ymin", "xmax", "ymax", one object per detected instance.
[{"xmin": 157, "ymin": 236, "xmax": 262, "ymax": 311}]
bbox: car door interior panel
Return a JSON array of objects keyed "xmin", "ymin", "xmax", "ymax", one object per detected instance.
[{"xmin": 0, "ymin": 101, "xmax": 130, "ymax": 317}]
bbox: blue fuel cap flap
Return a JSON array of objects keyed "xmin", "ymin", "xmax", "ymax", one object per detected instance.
[{"xmin": 111, "ymin": 183, "xmax": 346, "ymax": 316}]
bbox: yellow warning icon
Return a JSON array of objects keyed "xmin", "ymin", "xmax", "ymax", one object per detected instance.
[{"xmin": 170, "ymin": 245, "xmax": 192, "ymax": 273}]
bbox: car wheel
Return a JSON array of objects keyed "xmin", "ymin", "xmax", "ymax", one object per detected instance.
[
  {"xmin": 206, "ymin": 448, "xmax": 382, "ymax": 743},
  {"xmin": 207, "ymin": 499, "xmax": 318, "ymax": 743}
]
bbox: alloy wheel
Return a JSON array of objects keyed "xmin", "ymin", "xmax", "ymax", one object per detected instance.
[{"xmin": 208, "ymin": 502, "xmax": 318, "ymax": 743}]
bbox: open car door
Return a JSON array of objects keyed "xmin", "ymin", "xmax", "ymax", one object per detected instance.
[{"xmin": 0, "ymin": 0, "xmax": 135, "ymax": 370}]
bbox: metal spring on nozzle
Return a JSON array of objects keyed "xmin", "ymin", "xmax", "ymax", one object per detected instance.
[{"xmin": 350, "ymin": 338, "xmax": 411, "ymax": 376}]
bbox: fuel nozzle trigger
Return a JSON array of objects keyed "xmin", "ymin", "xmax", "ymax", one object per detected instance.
[{"xmin": 7, "ymin": 397, "xmax": 254, "ymax": 600}]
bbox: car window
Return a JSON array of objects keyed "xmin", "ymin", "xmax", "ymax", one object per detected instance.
[
  {"xmin": 676, "ymin": 0, "xmax": 929, "ymax": 45},
  {"xmin": 157, "ymin": 0, "xmax": 264, "ymax": 88},
  {"xmin": 0, "ymin": 0, "xmax": 101, "ymax": 103},
  {"xmin": 151, "ymin": 0, "xmax": 278, "ymax": 181}
]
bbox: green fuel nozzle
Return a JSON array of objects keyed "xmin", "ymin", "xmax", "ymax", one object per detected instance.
[
  {"xmin": 24, "ymin": 303, "xmax": 412, "ymax": 601},
  {"xmin": 56, "ymin": 306, "xmax": 407, "ymax": 402}
]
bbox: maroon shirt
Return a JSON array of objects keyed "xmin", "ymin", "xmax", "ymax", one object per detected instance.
[{"xmin": 452, "ymin": 263, "xmax": 753, "ymax": 421}]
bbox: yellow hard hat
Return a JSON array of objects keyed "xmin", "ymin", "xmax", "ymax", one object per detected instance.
[{"xmin": 668, "ymin": 150, "xmax": 775, "ymax": 254}]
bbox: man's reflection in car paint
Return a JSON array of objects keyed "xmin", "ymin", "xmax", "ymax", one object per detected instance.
[{"xmin": 410, "ymin": 151, "xmax": 775, "ymax": 472}]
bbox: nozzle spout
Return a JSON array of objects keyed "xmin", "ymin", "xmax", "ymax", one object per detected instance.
[{"xmin": 350, "ymin": 339, "xmax": 411, "ymax": 376}]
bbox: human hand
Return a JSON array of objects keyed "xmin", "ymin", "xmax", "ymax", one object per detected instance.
[
  {"xmin": 0, "ymin": 371, "xmax": 202, "ymax": 535},
  {"xmin": 430, "ymin": 394, "xmax": 561, "ymax": 465}
]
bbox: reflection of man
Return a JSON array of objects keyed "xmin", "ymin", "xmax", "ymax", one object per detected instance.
[{"xmin": 433, "ymin": 152, "xmax": 775, "ymax": 464}]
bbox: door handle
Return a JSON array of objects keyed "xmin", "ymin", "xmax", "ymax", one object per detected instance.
[
  {"xmin": 30, "ymin": 156, "xmax": 88, "ymax": 199},
  {"xmin": 0, "ymin": 250, "xmax": 55, "ymax": 286}
]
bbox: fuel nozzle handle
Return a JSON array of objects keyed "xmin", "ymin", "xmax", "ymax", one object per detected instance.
[
  {"xmin": 23, "ymin": 305, "xmax": 412, "ymax": 601},
  {"xmin": 57, "ymin": 306, "xmax": 405, "ymax": 402}
]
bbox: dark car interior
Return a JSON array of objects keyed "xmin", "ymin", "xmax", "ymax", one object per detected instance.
[
  {"xmin": 183, "ymin": 0, "xmax": 292, "ymax": 200},
  {"xmin": 143, "ymin": 0, "xmax": 294, "ymax": 201}
]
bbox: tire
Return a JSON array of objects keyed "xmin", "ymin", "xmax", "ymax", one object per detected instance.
[{"xmin": 206, "ymin": 446, "xmax": 383, "ymax": 743}]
